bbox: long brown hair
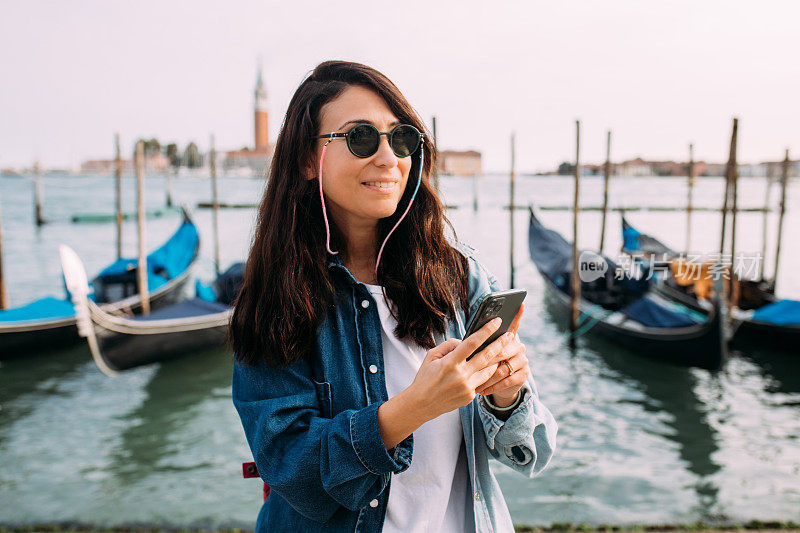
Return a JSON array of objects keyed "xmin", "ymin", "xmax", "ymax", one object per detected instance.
[{"xmin": 230, "ymin": 60, "xmax": 469, "ymax": 367}]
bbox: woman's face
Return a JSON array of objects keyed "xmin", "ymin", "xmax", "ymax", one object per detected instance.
[{"xmin": 312, "ymin": 85, "xmax": 413, "ymax": 230}]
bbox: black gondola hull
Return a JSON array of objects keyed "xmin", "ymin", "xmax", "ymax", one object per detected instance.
[
  {"xmin": 0, "ymin": 320, "xmax": 81, "ymax": 356},
  {"xmin": 655, "ymin": 281, "xmax": 800, "ymax": 354},
  {"xmin": 729, "ymin": 319, "xmax": 800, "ymax": 352},
  {"xmin": 0, "ymin": 274, "xmax": 192, "ymax": 360},
  {"xmin": 541, "ymin": 276, "xmax": 725, "ymax": 371},
  {"xmin": 96, "ymin": 320, "xmax": 228, "ymax": 371}
]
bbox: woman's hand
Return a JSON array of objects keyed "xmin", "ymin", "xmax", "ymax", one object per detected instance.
[
  {"xmin": 381, "ymin": 315, "xmax": 519, "ymax": 450},
  {"xmin": 475, "ymin": 303, "xmax": 529, "ymax": 407},
  {"xmin": 407, "ymin": 316, "xmax": 518, "ymax": 422}
]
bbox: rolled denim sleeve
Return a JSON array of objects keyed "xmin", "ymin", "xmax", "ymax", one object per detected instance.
[
  {"xmin": 476, "ymin": 371, "xmax": 558, "ymax": 477},
  {"xmin": 232, "ymin": 355, "xmax": 413, "ymax": 523},
  {"xmin": 460, "ymin": 244, "xmax": 558, "ymax": 477}
]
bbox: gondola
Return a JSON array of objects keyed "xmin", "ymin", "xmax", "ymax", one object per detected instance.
[
  {"xmin": 528, "ymin": 207, "xmax": 726, "ymax": 371},
  {"xmin": 621, "ymin": 216, "xmax": 800, "ymax": 352},
  {"xmin": 621, "ymin": 215, "xmax": 678, "ymax": 258},
  {"xmin": 59, "ymin": 244, "xmax": 243, "ymax": 373},
  {"xmin": 621, "ymin": 214, "xmax": 715, "ymax": 311},
  {"xmin": 0, "ymin": 207, "xmax": 200, "ymax": 358}
]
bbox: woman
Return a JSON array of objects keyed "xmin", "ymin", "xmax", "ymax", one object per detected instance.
[{"xmin": 231, "ymin": 60, "xmax": 558, "ymax": 533}]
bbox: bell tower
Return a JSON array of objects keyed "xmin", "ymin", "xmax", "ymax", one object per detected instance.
[{"xmin": 254, "ymin": 61, "xmax": 269, "ymax": 151}]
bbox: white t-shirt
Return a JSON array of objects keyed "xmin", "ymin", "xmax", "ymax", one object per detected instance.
[{"xmin": 363, "ymin": 282, "xmax": 475, "ymax": 533}]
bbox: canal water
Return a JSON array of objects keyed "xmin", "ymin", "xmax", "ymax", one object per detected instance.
[{"xmin": 0, "ymin": 171, "xmax": 798, "ymax": 528}]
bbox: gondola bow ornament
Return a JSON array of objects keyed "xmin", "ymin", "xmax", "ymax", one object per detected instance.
[{"xmin": 60, "ymin": 244, "xmax": 117, "ymax": 377}]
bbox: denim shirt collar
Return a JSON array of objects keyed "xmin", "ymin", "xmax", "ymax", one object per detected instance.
[
  {"xmin": 325, "ymin": 252, "xmax": 364, "ymax": 289},
  {"xmin": 325, "ymin": 251, "xmax": 346, "ymax": 271}
]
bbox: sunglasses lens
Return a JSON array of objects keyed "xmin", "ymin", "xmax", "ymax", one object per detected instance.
[
  {"xmin": 347, "ymin": 124, "xmax": 380, "ymax": 158},
  {"xmin": 390, "ymin": 125, "xmax": 420, "ymax": 157}
]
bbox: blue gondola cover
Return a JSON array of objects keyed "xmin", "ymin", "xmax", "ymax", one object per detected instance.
[
  {"xmin": 623, "ymin": 224, "xmax": 642, "ymax": 252},
  {"xmin": 622, "ymin": 297, "xmax": 700, "ymax": 328},
  {"xmin": 0, "ymin": 297, "xmax": 75, "ymax": 322},
  {"xmin": 195, "ymin": 280, "xmax": 217, "ymax": 303},
  {"xmin": 4, "ymin": 218, "xmax": 198, "ymax": 325},
  {"xmin": 752, "ymin": 299, "xmax": 800, "ymax": 326},
  {"xmin": 94, "ymin": 220, "xmax": 199, "ymax": 291}
]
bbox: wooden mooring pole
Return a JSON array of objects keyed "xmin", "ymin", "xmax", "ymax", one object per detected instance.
[
  {"xmin": 570, "ymin": 120, "xmax": 582, "ymax": 346},
  {"xmin": 599, "ymin": 130, "xmax": 611, "ymax": 252},
  {"xmin": 135, "ymin": 140, "xmax": 150, "ymax": 315},
  {"xmin": 728, "ymin": 120, "xmax": 740, "ymax": 309},
  {"xmin": 472, "ymin": 172, "xmax": 478, "ymax": 211},
  {"xmin": 773, "ymin": 149, "xmax": 790, "ymax": 289},
  {"xmin": 0, "ymin": 189, "xmax": 7, "ymax": 309},
  {"xmin": 115, "ymin": 132, "xmax": 123, "ymax": 259},
  {"xmin": 165, "ymin": 166, "xmax": 174, "ymax": 208},
  {"xmin": 431, "ymin": 115, "xmax": 439, "ymax": 194},
  {"xmin": 210, "ymin": 134, "xmax": 221, "ymax": 276},
  {"xmin": 686, "ymin": 143, "xmax": 696, "ymax": 253},
  {"xmin": 719, "ymin": 119, "xmax": 738, "ymax": 257},
  {"xmin": 33, "ymin": 160, "xmax": 45, "ymax": 226},
  {"xmin": 509, "ymin": 132, "xmax": 516, "ymax": 289},
  {"xmin": 759, "ymin": 167, "xmax": 773, "ymax": 280}
]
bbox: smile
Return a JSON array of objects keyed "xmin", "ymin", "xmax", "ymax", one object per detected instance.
[{"xmin": 361, "ymin": 181, "xmax": 397, "ymax": 193}]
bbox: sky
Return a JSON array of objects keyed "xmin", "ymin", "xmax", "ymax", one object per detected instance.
[{"xmin": 1, "ymin": 0, "xmax": 799, "ymax": 172}]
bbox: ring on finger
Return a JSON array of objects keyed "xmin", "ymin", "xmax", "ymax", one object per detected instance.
[{"xmin": 503, "ymin": 359, "xmax": 514, "ymax": 375}]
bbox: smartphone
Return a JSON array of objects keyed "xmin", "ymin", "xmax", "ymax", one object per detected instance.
[{"xmin": 462, "ymin": 288, "xmax": 527, "ymax": 361}]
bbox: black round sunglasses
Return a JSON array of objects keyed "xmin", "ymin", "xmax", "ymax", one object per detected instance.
[{"xmin": 313, "ymin": 123, "xmax": 424, "ymax": 158}]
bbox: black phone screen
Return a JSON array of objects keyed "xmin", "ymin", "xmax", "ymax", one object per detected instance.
[{"xmin": 463, "ymin": 288, "xmax": 527, "ymax": 361}]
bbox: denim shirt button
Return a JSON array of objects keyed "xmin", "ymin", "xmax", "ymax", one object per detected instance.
[
  {"xmin": 369, "ymin": 499, "xmax": 379, "ymax": 508},
  {"xmin": 369, "ymin": 364, "xmax": 378, "ymax": 374},
  {"xmin": 361, "ymin": 299, "xmax": 370, "ymax": 308},
  {"xmin": 474, "ymin": 491, "xmax": 480, "ymax": 500}
]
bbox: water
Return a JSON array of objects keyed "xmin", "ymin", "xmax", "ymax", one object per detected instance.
[{"xmin": 1, "ymin": 172, "xmax": 798, "ymax": 528}]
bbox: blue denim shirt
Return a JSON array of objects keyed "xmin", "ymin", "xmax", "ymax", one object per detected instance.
[{"xmin": 232, "ymin": 241, "xmax": 558, "ymax": 532}]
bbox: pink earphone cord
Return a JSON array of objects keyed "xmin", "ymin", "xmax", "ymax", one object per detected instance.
[{"xmin": 318, "ymin": 140, "xmax": 424, "ymax": 278}]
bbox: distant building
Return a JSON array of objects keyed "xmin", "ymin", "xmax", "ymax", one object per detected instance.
[
  {"xmin": 761, "ymin": 159, "xmax": 800, "ymax": 179},
  {"xmin": 254, "ymin": 66, "xmax": 269, "ymax": 151},
  {"xmin": 222, "ymin": 62, "xmax": 274, "ymax": 176},
  {"xmin": 581, "ymin": 163, "xmax": 603, "ymax": 175},
  {"xmin": 81, "ymin": 159, "xmax": 125, "ymax": 174},
  {"xmin": 693, "ymin": 161, "xmax": 708, "ymax": 176},
  {"xmin": 701, "ymin": 163, "xmax": 726, "ymax": 176},
  {"xmin": 222, "ymin": 147, "xmax": 271, "ymax": 177},
  {"xmin": 738, "ymin": 163, "xmax": 766, "ymax": 177},
  {"xmin": 617, "ymin": 158, "xmax": 654, "ymax": 177},
  {"xmin": 144, "ymin": 153, "xmax": 170, "ymax": 172},
  {"xmin": 649, "ymin": 160, "xmax": 685, "ymax": 176},
  {"xmin": 437, "ymin": 150, "xmax": 482, "ymax": 176},
  {"xmin": 80, "ymin": 157, "xmax": 169, "ymax": 174},
  {"xmin": 549, "ymin": 157, "xmax": 793, "ymax": 179},
  {"xmin": 762, "ymin": 161, "xmax": 779, "ymax": 178}
]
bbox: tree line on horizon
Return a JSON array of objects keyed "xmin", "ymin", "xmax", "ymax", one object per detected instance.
[{"xmin": 132, "ymin": 138, "xmax": 202, "ymax": 169}]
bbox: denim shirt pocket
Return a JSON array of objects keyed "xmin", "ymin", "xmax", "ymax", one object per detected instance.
[{"xmin": 312, "ymin": 380, "xmax": 333, "ymax": 419}]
